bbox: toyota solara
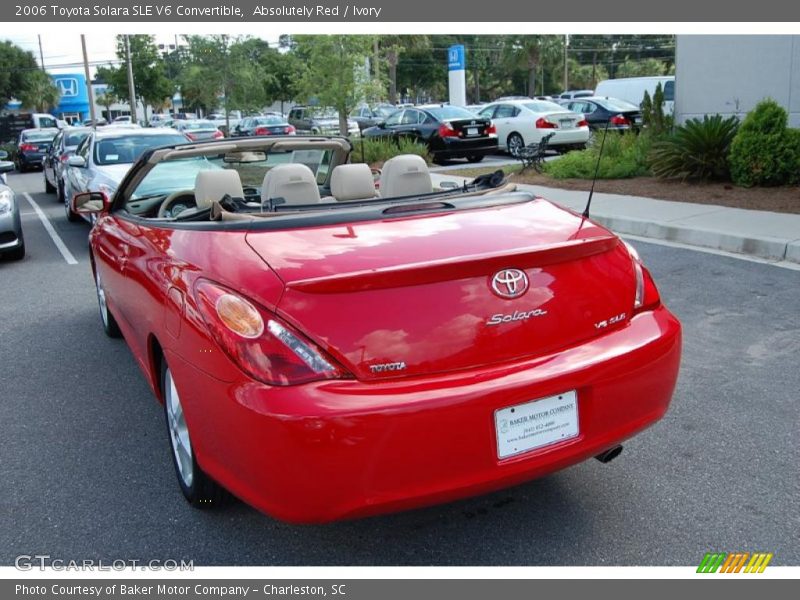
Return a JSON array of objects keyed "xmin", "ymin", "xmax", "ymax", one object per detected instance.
[{"xmin": 74, "ymin": 136, "xmax": 681, "ymax": 523}]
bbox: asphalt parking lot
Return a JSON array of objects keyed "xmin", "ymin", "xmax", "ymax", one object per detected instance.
[{"xmin": 0, "ymin": 170, "xmax": 798, "ymax": 566}]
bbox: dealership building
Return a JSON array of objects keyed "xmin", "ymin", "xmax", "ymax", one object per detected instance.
[{"xmin": 675, "ymin": 35, "xmax": 800, "ymax": 127}]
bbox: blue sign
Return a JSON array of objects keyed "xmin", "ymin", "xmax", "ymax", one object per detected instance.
[
  {"xmin": 448, "ymin": 45, "xmax": 465, "ymax": 71},
  {"xmin": 52, "ymin": 73, "xmax": 90, "ymax": 119}
]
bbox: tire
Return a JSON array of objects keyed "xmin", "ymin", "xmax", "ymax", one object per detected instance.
[
  {"xmin": 162, "ymin": 360, "xmax": 229, "ymax": 509},
  {"xmin": 44, "ymin": 172, "xmax": 56, "ymax": 194},
  {"xmin": 466, "ymin": 155, "xmax": 485, "ymax": 163},
  {"xmin": 507, "ymin": 133, "xmax": 525, "ymax": 156},
  {"xmin": 65, "ymin": 192, "xmax": 80, "ymax": 222},
  {"xmin": 57, "ymin": 180, "xmax": 65, "ymax": 204},
  {"xmin": 94, "ymin": 266, "xmax": 122, "ymax": 338},
  {"xmin": 5, "ymin": 235, "xmax": 25, "ymax": 261}
]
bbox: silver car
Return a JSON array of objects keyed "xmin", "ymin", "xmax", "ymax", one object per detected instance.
[
  {"xmin": 0, "ymin": 151, "xmax": 24, "ymax": 260},
  {"xmin": 43, "ymin": 126, "xmax": 91, "ymax": 203},
  {"xmin": 64, "ymin": 127, "xmax": 189, "ymax": 223}
]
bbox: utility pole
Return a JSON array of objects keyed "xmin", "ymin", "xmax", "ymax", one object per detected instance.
[
  {"xmin": 563, "ymin": 34, "xmax": 569, "ymax": 92},
  {"xmin": 124, "ymin": 35, "xmax": 137, "ymax": 124},
  {"xmin": 38, "ymin": 35, "xmax": 45, "ymax": 70},
  {"xmin": 81, "ymin": 35, "xmax": 97, "ymax": 128}
]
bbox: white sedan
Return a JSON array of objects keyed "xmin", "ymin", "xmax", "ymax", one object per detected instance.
[{"xmin": 478, "ymin": 100, "xmax": 591, "ymax": 154}]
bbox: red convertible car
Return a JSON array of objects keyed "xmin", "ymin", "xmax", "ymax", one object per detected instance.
[{"xmin": 74, "ymin": 136, "xmax": 681, "ymax": 523}]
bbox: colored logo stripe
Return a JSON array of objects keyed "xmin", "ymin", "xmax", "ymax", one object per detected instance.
[{"xmin": 697, "ymin": 552, "xmax": 773, "ymax": 573}]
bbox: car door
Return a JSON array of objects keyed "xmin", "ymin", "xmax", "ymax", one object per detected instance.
[
  {"xmin": 66, "ymin": 135, "xmax": 92, "ymax": 199},
  {"xmin": 44, "ymin": 131, "xmax": 61, "ymax": 186},
  {"xmin": 396, "ymin": 109, "xmax": 425, "ymax": 141},
  {"xmin": 487, "ymin": 104, "xmax": 517, "ymax": 149},
  {"xmin": 380, "ymin": 110, "xmax": 404, "ymax": 138}
]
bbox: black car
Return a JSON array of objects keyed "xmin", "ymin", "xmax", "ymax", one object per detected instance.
[
  {"xmin": 349, "ymin": 104, "xmax": 397, "ymax": 131},
  {"xmin": 232, "ymin": 115, "xmax": 292, "ymax": 137},
  {"xmin": 16, "ymin": 128, "xmax": 59, "ymax": 171},
  {"xmin": 562, "ymin": 97, "xmax": 643, "ymax": 132},
  {"xmin": 362, "ymin": 105, "xmax": 498, "ymax": 164}
]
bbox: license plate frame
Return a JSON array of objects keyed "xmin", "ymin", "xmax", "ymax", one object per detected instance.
[{"xmin": 494, "ymin": 391, "xmax": 579, "ymax": 459}]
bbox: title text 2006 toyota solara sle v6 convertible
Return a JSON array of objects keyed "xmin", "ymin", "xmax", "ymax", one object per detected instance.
[{"xmin": 73, "ymin": 135, "xmax": 681, "ymax": 523}]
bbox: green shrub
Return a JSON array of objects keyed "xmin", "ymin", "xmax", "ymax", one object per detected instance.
[
  {"xmin": 350, "ymin": 136, "xmax": 430, "ymax": 165},
  {"xmin": 641, "ymin": 83, "xmax": 674, "ymax": 136},
  {"xmin": 0, "ymin": 142, "xmax": 16, "ymax": 162},
  {"xmin": 544, "ymin": 132, "xmax": 652, "ymax": 179},
  {"xmin": 648, "ymin": 115, "xmax": 739, "ymax": 181},
  {"xmin": 728, "ymin": 99, "xmax": 800, "ymax": 186}
]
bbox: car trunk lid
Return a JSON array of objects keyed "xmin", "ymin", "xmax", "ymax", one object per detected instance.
[{"xmin": 245, "ymin": 199, "xmax": 636, "ymax": 381}]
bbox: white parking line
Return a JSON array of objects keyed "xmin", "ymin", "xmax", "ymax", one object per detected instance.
[{"xmin": 22, "ymin": 193, "xmax": 78, "ymax": 265}]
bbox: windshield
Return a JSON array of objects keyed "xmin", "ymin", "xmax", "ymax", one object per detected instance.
[
  {"xmin": 126, "ymin": 148, "xmax": 335, "ymax": 211},
  {"xmin": 522, "ymin": 101, "xmax": 565, "ymax": 113},
  {"xmin": 594, "ymin": 98, "xmax": 639, "ymax": 111},
  {"xmin": 22, "ymin": 130, "xmax": 57, "ymax": 142},
  {"xmin": 427, "ymin": 106, "xmax": 477, "ymax": 121},
  {"xmin": 38, "ymin": 117, "xmax": 57, "ymax": 128},
  {"xmin": 255, "ymin": 116, "xmax": 286, "ymax": 125},
  {"xmin": 182, "ymin": 121, "xmax": 217, "ymax": 130},
  {"xmin": 65, "ymin": 131, "xmax": 89, "ymax": 146},
  {"xmin": 94, "ymin": 133, "xmax": 189, "ymax": 166}
]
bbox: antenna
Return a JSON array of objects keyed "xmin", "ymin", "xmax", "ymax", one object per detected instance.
[{"xmin": 582, "ymin": 118, "xmax": 611, "ymax": 219}]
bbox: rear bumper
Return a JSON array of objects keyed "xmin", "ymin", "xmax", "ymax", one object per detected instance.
[
  {"xmin": 546, "ymin": 129, "xmax": 592, "ymax": 146},
  {"xmin": 167, "ymin": 305, "xmax": 681, "ymax": 523},
  {"xmin": 433, "ymin": 137, "xmax": 499, "ymax": 159}
]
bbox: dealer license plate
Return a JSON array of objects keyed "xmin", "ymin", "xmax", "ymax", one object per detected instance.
[
  {"xmin": 495, "ymin": 391, "xmax": 579, "ymax": 459},
  {"xmin": 467, "ymin": 127, "xmax": 479, "ymax": 136}
]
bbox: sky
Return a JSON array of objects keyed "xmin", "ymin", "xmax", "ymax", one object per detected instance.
[{"xmin": 1, "ymin": 33, "xmax": 281, "ymax": 78}]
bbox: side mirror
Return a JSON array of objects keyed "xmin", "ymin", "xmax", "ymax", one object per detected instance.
[
  {"xmin": 0, "ymin": 150, "xmax": 7, "ymax": 160},
  {"xmin": 0, "ymin": 160, "xmax": 14, "ymax": 174},
  {"xmin": 377, "ymin": 121, "xmax": 386, "ymax": 128},
  {"xmin": 68, "ymin": 155, "xmax": 86, "ymax": 168},
  {"xmin": 71, "ymin": 191, "xmax": 109, "ymax": 215}
]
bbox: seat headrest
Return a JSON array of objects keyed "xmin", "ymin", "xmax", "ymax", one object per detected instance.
[
  {"xmin": 261, "ymin": 163, "xmax": 321, "ymax": 206},
  {"xmin": 379, "ymin": 154, "xmax": 432, "ymax": 198},
  {"xmin": 330, "ymin": 163, "xmax": 377, "ymax": 201},
  {"xmin": 194, "ymin": 170, "xmax": 244, "ymax": 210}
]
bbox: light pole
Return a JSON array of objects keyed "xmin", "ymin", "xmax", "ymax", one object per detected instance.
[{"xmin": 124, "ymin": 35, "xmax": 137, "ymax": 124}]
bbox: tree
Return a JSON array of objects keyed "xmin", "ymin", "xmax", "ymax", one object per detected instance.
[
  {"xmin": 378, "ymin": 35, "xmax": 428, "ymax": 103},
  {"xmin": 0, "ymin": 41, "xmax": 39, "ymax": 107},
  {"xmin": 94, "ymin": 88, "xmax": 118, "ymax": 121},
  {"xmin": 102, "ymin": 35, "xmax": 172, "ymax": 123},
  {"xmin": 616, "ymin": 58, "xmax": 670, "ymax": 78},
  {"xmin": 181, "ymin": 35, "xmax": 266, "ymax": 127},
  {"xmin": 294, "ymin": 35, "xmax": 379, "ymax": 135},
  {"xmin": 504, "ymin": 36, "xmax": 563, "ymax": 96},
  {"xmin": 18, "ymin": 69, "xmax": 60, "ymax": 113}
]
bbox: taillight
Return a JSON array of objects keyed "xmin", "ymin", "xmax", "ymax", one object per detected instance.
[
  {"xmin": 626, "ymin": 243, "xmax": 661, "ymax": 313},
  {"xmin": 485, "ymin": 122, "xmax": 497, "ymax": 136},
  {"xmin": 577, "ymin": 119, "xmax": 589, "ymax": 128},
  {"xmin": 60, "ymin": 153, "xmax": 70, "ymax": 163},
  {"xmin": 194, "ymin": 280, "xmax": 350, "ymax": 386},
  {"xmin": 535, "ymin": 118, "xmax": 556, "ymax": 129},
  {"xmin": 285, "ymin": 125, "xmax": 296, "ymax": 134},
  {"xmin": 254, "ymin": 126, "xmax": 268, "ymax": 136},
  {"xmin": 438, "ymin": 123, "xmax": 459, "ymax": 138},
  {"xmin": 610, "ymin": 114, "xmax": 630, "ymax": 126},
  {"xmin": 19, "ymin": 143, "xmax": 37, "ymax": 152},
  {"xmin": 212, "ymin": 130, "xmax": 224, "ymax": 139},
  {"xmin": 185, "ymin": 133, "xmax": 198, "ymax": 141}
]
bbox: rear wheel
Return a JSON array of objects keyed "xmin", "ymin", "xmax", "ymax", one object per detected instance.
[
  {"xmin": 94, "ymin": 267, "xmax": 121, "ymax": 338},
  {"xmin": 44, "ymin": 172, "xmax": 56, "ymax": 194},
  {"xmin": 507, "ymin": 133, "xmax": 525, "ymax": 156},
  {"xmin": 162, "ymin": 361, "xmax": 229, "ymax": 509},
  {"xmin": 65, "ymin": 191, "xmax": 80, "ymax": 222}
]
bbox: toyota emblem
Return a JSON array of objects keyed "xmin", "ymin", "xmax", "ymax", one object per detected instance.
[{"xmin": 491, "ymin": 269, "xmax": 529, "ymax": 299}]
